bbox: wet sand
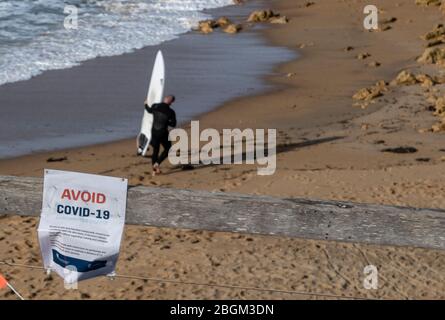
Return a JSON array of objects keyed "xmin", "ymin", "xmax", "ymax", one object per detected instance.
[{"xmin": 1, "ymin": 0, "xmax": 445, "ymax": 300}]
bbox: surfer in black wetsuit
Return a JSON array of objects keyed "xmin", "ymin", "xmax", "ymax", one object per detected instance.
[{"xmin": 144, "ymin": 95, "xmax": 177, "ymax": 176}]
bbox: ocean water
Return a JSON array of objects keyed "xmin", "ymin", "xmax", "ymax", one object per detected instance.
[
  {"xmin": 0, "ymin": 0, "xmax": 233, "ymax": 85},
  {"xmin": 0, "ymin": 0, "xmax": 296, "ymax": 159}
]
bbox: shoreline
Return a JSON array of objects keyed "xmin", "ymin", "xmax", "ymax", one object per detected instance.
[
  {"xmin": 0, "ymin": 0, "xmax": 294, "ymax": 160},
  {"xmin": 2, "ymin": 0, "xmax": 444, "ymax": 185}
]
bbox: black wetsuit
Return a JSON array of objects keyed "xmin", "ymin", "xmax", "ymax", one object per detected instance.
[{"xmin": 145, "ymin": 102, "xmax": 177, "ymax": 165}]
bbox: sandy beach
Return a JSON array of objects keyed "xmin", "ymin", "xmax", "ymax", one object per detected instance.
[{"xmin": 1, "ymin": 0, "xmax": 445, "ymax": 299}]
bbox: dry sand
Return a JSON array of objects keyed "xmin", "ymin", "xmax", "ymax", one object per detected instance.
[{"xmin": 1, "ymin": 0, "xmax": 445, "ymax": 299}]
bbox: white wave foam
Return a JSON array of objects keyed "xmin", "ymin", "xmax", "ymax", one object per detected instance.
[{"xmin": 0, "ymin": 0, "xmax": 233, "ymax": 85}]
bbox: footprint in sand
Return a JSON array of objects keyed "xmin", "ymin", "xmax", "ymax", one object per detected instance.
[
  {"xmin": 367, "ymin": 61, "xmax": 381, "ymax": 67},
  {"xmin": 380, "ymin": 17, "xmax": 397, "ymax": 32},
  {"xmin": 357, "ymin": 52, "xmax": 371, "ymax": 60}
]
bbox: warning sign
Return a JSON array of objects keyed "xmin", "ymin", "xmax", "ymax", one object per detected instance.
[{"xmin": 37, "ymin": 169, "xmax": 128, "ymax": 284}]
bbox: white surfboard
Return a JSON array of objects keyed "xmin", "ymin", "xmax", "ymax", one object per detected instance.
[{"xmin": 137, "ymin": 50, "xmax": 165, "ymax": 156}]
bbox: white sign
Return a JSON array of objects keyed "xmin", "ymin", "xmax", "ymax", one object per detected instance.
[{"xmin": 38, "ymin": 169, "xmax": 128, "ymax": 285}]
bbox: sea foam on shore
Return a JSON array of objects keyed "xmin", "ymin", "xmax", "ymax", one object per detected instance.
[{"xmin": 0, "ymin": 0, "xmax": 233, "ymax": 86}]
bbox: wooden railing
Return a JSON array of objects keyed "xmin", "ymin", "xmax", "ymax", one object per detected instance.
[{"xmin": 1, "ymin": 175, "xmax": 444, "ymax": 250}]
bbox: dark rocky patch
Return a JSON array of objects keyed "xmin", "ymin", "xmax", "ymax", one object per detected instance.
[
  {"xmin": 46, "ymin": 156, "xmax": 67, "ymax": 162},
  {"xmin": 381, "ymin": 147, "xmax": 418, "ymax": 154}
]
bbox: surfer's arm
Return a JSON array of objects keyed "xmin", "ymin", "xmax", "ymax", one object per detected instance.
[
  {"xmin": 144, "ymin": 104, "xmax": 153, "ymax": 113},
  {"xmin": 168, "ymin": 111, "xmax": 177, "ymax": 127}
]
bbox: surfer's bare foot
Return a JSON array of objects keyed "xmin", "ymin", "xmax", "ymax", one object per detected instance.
[{"xmin": 152, "ymin": 163, "xmax": 161, "ymax": 176}]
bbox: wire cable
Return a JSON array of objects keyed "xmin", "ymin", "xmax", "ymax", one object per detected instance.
[{"xmin": 0, "ymin": 260, "xmax": 376, "ymax": 300}]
